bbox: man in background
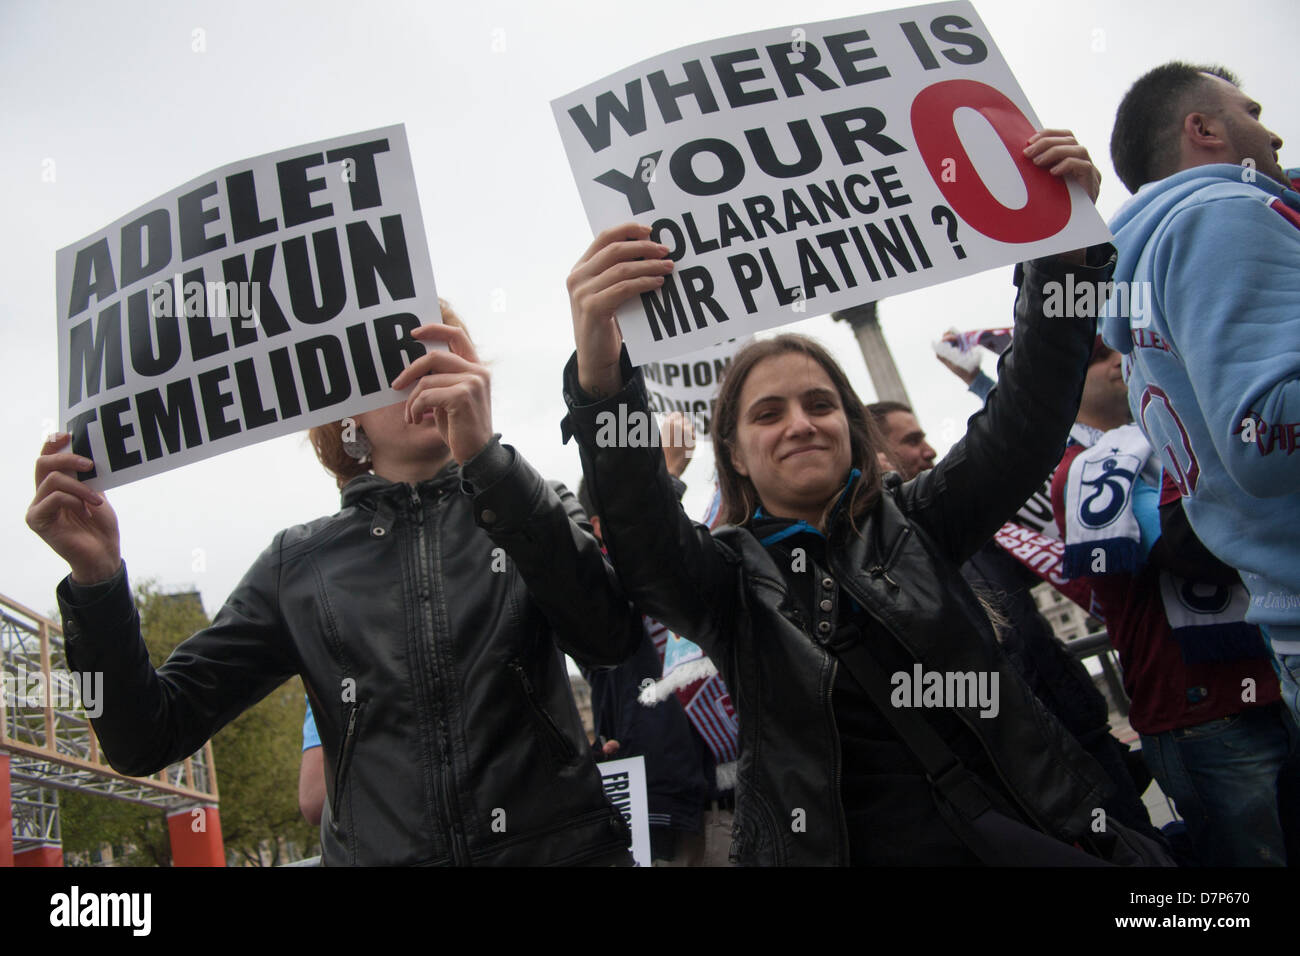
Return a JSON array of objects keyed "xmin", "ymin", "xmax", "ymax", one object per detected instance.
[{"xmin": 1105, "ymin": 62, "xmax": 1300, "ymax": 724}]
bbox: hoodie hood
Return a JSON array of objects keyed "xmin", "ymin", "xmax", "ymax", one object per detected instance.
[{"xmin": 1102, "ymin": 163, "xmax": 1300, "ymax": 352}]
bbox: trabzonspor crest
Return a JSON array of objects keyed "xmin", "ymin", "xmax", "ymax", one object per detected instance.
[{"xmin": 1077, "ymin": 452, "xmax": 1142, "ymax": 529}]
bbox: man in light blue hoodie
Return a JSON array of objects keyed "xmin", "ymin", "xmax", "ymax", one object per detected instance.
[{"xmin": 1103, "ymin": 62, "xmax": 1300, "ymax": 727}]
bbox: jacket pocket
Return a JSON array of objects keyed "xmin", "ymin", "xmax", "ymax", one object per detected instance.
[{"xmin": 509, "ymin": 659, "xmax": 578, "ymax": 765}]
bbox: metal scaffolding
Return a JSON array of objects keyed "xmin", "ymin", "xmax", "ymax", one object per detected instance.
[{"xmin": 1, "ymin": 591, "xmax": 218, "ymax": 859}]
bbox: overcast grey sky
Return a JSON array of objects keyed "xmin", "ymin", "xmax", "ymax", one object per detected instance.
[{"xmin": 3, "ymin": 0, "xmax": 1297, "ymax": 620}]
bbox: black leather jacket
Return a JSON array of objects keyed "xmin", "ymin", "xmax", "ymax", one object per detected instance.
[
  {"xmin": 58, "ymin": 443, "xmax": 640, "ymax": 865},
  {"xmin": 563, "ymin": 249, "xmax": 1118, "ymax": 865}
]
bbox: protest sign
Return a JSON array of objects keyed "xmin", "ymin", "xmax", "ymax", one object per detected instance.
[
  {"xmin": 599, "ymin": 755, "xmax": 652, "ymax": 866},
  {"xmin": 552, "ymin": 1, "xmax": 1112, "ymax": 364},
  {"xmin": 56, "ymin": 125, "xmax": 439, "ymax": 490},
  {"xmin": 641, "ymin": 336, "xmax": 749, "ymax": 439}
]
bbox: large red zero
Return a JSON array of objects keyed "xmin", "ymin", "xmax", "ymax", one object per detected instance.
[{"xmin": 911, "ymin": 79, "xmax": 1071, "ymax": 243}]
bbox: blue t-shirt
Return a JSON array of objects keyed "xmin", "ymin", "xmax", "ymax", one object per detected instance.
[{"xmin": 302, "ymin": 697, "xmax": 321, "ymax": 751}]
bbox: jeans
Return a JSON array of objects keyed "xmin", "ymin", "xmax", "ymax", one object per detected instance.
[{"xmin": 1140, "ymin": 703, "xmax": 1300, "ymax": 866}]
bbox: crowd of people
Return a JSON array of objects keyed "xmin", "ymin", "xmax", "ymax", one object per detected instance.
[{"xmin": 26, "ymin": 60, "xmax": 1299, "ymax": 866}]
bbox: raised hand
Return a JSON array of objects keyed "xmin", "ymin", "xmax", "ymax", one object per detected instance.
[
  {"xmin": 26, "ymin": 434, "xmax": 122, "ymax": 584},
  {"xmin": 389, "ymin": 323, "xmax": 494, "ymax": 465},
  {"xmin": 1025, "ymin": 128, "xmax": 1102, "ymax": 203},
  {"xmin": 1026, "ymin": 128, "xmax": 1103, "ymax": 264},
  {"xmin": 935, "ymin": 332, "xmax": 979, "ymax": 386},
  {"xmin": 567, "ymin": 222, "xmax": 673, "ymax": 398},
  {"xmin": 660, "ymin": 411, "xmax": 695, "ymax": 478}
]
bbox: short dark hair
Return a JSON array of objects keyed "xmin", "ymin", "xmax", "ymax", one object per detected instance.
[
  {"xmin": 1110, "ymin": 62, "xmax": 1240, "ymax": 194},
  {"xmin": 865, "ymin": 400, "xmax": 913, "ymax": 427}
]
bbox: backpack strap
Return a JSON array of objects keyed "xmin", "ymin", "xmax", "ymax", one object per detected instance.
[{"xmin": 824, "ymin": 624, "xmax": 1108, "ymax": 866}]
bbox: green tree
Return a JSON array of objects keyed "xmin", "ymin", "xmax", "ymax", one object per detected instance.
[
  {"xmin": 60, "ymin": 579, "xmax": 315, "ymax": 865},
  {"xmin": 210, "ymin": 676, "xmax": 317, "ymax": 866}
]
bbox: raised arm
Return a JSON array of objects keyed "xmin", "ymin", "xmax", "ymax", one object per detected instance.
[
  {"xmin": 55, "ymin": 544, "xmax": 299, "ymax": 778},
  {"xmin": 389, "ymin": 320, "xmax": 643, "ymax": 668},
  {"xmin": 459, "ymin": 437, "xmax": 644, "ymax": 668},
  {"xmin": 562, "ymin": 225, "xmax": 740, "ymax": 658},
  {"xmin": 899, "ymin": 130, "xmax": 1116, "ymax": 564},
  {"xmin": 27, "ymin": 433, "xmax": 298, "ymax": 776},
  {"xmin": 903, "ymin": 249, "xmax": 1114, "ymax": 565}
]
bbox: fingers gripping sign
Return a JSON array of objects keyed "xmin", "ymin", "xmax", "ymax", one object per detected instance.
[
  {"xmin": 1023, "ymin": 129, "xmax": 1102, "ymax": 203},
  {"xmin": 388, "ymin": 324, "xmax": 494, "ymax": 465},
  {"xmin": 568, "ymin": 222, "xmax": 674, "ymax": 398},
  {"xmin": 27, "ymin": 433, "xmax": 122, "ymax": 584}
]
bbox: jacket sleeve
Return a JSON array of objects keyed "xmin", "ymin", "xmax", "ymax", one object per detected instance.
[
  {"xmin": 900, "ymin": 246, "xmax": 1116, "ymax": 565},
  {"xmin": 1155, "ymin": 196, "xmax": 1300, "ymax": 497},
  {"xmin": 560, "ymin": 349, "xmax": 741, "ymax": 661},
  {"xmin": 57, "ymin": 544, "xmax": 300, "ymax": 778},
  {"xmin": 460, "ymin": 436, "xmax": 643, "ymax": 668}
]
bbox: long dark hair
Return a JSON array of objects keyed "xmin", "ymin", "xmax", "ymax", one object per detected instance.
[{"xmin": 713, "ymin": 334, "xmax": 887, "ymax": 530}]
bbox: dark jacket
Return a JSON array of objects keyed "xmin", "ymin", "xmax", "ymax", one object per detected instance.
[
  {"xmin": 57, "ymin": 442, "xmax": 641, "ymax": 865},
  {"xmin": 563, "ymin": 249, "xmax": 1118, "ymax": 866},
  {"xmin": 582, "ymin": 475, "xmax": 711, "ymax": 837},
  {"xmin": 583, "ymin": 626, "xmax": 711, "ymax": 833}
]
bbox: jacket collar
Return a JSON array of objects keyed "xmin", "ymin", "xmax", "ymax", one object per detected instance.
[
  {"xmin": 340, "ymin": 460, "xmax": 462, "ymax": 509},
  {"xmin": 752, "ymin": 468, "xmax": 863, "ymax": 546}
]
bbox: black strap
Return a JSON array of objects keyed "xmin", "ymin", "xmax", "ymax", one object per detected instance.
[
  {"xmin": 825, "ymin": 625, "xmax": 1108, "ymax": 866},
  {"xmin": 825, "ymin": 626, "xmax": 1000, "ymax": 822}
]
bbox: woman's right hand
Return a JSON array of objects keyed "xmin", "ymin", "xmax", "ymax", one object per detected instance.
[
  {"xmin": 567, "ymin": 222, "xmax": 673, "ymax": 398},
  {"xmin": 26, "ymin": 434, "xmax": 122, "ymax": 584}
]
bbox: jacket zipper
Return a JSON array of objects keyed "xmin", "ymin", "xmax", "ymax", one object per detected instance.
[
  {"xmin": 509, "ymin": 659, "xmax": 578, "ymax": 761},
  {"xmin": 411, "ymin": 487, "xmax": 471, "ymax": 866},
  {"xmin": 332, "ymin": 701, "xmax": 364, "ymax": 821},
  {"xmin": 868, "ymin": 526, "xmax": 910, "ymax": 589},
  {"xmin": 824, "ymin": 657, "xmax": 848, "ymax": 866}
]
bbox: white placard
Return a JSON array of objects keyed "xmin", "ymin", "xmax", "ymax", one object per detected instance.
[
  {"xmin": 552, "ymin": 1, "xmax": 1112, "ymax": 363},
  {"xmin": 56, "ymin": 124, "xmax": 439, "ymax": 490},
  {"xmin": 599, "ymin": 755, "xmax": 652, "ymax": 866},
  {"xmin": 642, "ymin": 336, "xmax": 750, "ymax": 439}
]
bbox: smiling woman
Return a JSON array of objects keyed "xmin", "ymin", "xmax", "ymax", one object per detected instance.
[
  {"xmin": 561, "ymin": 132, "xmax": 1176, "ymax": 867},
  {"xmin": 711, "ymin": 336, "xmax": 885, "ymax": 529}
]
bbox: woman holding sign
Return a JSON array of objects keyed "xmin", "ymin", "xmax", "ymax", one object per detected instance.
[
  {"xmin": 564, "ymin": 133, "xmax": 1165, "ymax": 865},
  {"xmin": 28, "ymin": 304, "xmax": 641, "ymax": 866}
]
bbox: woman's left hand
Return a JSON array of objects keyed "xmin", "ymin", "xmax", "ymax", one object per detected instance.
[
  {"xmin": 389, "ymin": 323, "xmax": 494, "ymax": 464},
  {"xmin": 1026, "ymin": 128, "xmax": 1102, "ymax": 264},
  {"xmin": 1025, "ymin": 128, "xmax": 1101, "ymax": 203}
]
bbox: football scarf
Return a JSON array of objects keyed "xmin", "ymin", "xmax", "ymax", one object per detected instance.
[{"xmin": 1062, "ymin": 423, "xmax": 1151, "ymax": 579}]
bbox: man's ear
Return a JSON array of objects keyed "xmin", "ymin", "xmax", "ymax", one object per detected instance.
[{"xmin": 1183, "ymin": 110, "xmax": 1226, "ymax": 150}]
